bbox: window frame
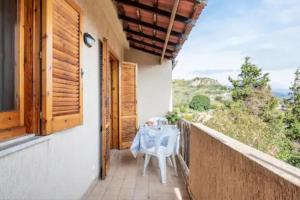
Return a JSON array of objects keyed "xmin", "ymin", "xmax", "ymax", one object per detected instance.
[{"xmin": 0, "ymin": 0, "xmax": 25, "ymax": 141}]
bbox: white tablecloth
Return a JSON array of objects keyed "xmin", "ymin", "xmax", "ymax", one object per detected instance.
[{"xmin": 130, "ymin": 125, "xmax": 180, "ymax": 158}]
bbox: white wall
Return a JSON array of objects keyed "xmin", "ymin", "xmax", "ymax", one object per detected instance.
[
  {"xmin": 0, "ymin": 0, "xmax": 128, "ymax": 199},
  {"xmin": 125, "ymin": 49, "xmax": 173, "ymax": 124}
]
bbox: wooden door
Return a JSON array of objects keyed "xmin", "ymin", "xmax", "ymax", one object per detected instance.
[
  {"xmin": 119, "ymin": 62, "xmax": 138, "ymax": 149},
  {"xmin": 110, "ymin": 58, "xmax": 119, "ymax": 149},
  {"xmin": 101, "ymin": 39, "xmax": 111, "ymax": 178}
]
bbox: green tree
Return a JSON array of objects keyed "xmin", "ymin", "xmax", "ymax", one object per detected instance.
[
  {"xmin": 205, "ymin": 104, "xmax": 292, "ymax": 159},
  {"xmin": 284, "ymin": 68, "xmax": 300, "ymax": 141},
  {"xmin": 228, "ymin": 57, "xmax": 280, "ymax": 123},
  {"xmin": 229, "ymin": 57, "xmax": 270, "ymax": 101},
  {"xmin": 189, "ymin": 95, "xmax": 210, "ymax": 111}
]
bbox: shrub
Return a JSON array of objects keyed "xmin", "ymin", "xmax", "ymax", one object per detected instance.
[
  {"xmin": 205, "ymin": 106, "xmax": 292, "ymax": 159},
  {"xmin": 183, "ymin": 113, "xmax": 193, "ymax": 121},
  {"xmin": 214, "ymin": 96, "xmax": 223, "ymax": 102},
  {"xmin": 286, "ymin": 152, "xmax": 300, "ymax": 168},
  {"xmin": 210, "ymin": 104, "xmax": 218, "ymax": 110},
  {"xmin": 179, "ymin": 105, "xmax": 188, "ymax": 113},
  {"xmin": 189, "ymin": 95, "xmax": 210, "ymax": 111},
  {"xmin": 166, "ymin": 111, "xmax": 181, "ymax": 124}
]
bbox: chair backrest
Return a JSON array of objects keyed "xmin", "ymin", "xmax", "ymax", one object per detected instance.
[
  {"xmin": 162, "ymin": 127, "xmax": 179, "ymax": 156},
  {"xmin": 148, "ymin": 117, "xmax": 168, "ymax": 127}
]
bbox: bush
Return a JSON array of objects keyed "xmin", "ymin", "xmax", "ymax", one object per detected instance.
[
  {"xmin": 210, "ymin": 104, "xmax": 218, "ymax": 110},
  {"xmin": 286, "ymin": 152, "xmax": 300, "ymax": 168},
  {"xmin": 179, "ymin": 105, "xmax": 188, "ymax": 113},
  {"xmin": 166, "ymin": 111, "xmax": 181, "ymax": 124},
  {"xmin": 189, "ymin": 95, "xmax": 210, "ymax": 111},
  {"xmin": 214, "ymin": 96, "xmax": 223, "ymax": 102},
  {"xmin": 183, "ymin": 113, "xmax": 193, "ymax": 121},
  {"xmin": 205, "ymin": 106, "xmax": 292, "ymax": 158}
]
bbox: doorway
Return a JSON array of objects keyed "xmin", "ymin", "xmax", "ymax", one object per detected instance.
[
  {"xmin": 100, "ymin": 41, "xmax": 138, "ymax": 179},
  {"xmin": 100, "ymin": 40, "xmax": 120, "ymax": 178}
]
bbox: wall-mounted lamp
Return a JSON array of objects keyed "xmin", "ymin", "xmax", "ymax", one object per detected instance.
[{"xmin": 83, "ymin": 33, "xmax": 95, "ymax": 48}]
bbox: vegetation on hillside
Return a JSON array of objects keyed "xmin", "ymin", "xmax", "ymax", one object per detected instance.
[
  {"xmin": 173, "ymin": 77, "xmax": 229, "ymax": 108},
  {"xmin": 284, "ymin": 68, "xmax": 300, "ymax": 142},
  {"xmin": 172, "ymin": 58, "xmax": 300, "ymax": 168},
  {"xmin": 189, "ymin": 95, "xmax": 211, "ymax": 111}
]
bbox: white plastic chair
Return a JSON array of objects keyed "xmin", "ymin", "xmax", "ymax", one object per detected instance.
[
  {"xmin": 142, "ymin": 127, "xmax": 179, "ymax": 184},
  {"xmin": 148, "ymin": 117, "xmax": 168, "ymax": 127}
]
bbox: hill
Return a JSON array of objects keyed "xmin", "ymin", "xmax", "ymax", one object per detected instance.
[
  {"xmin": 173, "ymin": 77, "xmax": 231, "ymax": 107},
  {"xmin": 272, "ymin": 88, "xmax": 289, "ymax": 99}
]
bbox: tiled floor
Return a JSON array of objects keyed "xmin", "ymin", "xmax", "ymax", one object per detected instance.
[{"xmin": 86, "ymin": 150, "xmax": 190, "ymax": 200}]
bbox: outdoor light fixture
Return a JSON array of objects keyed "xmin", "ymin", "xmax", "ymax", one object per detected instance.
[{"xmin": 83, "ymin": 33, "xmax": 95, "ymax": 48}]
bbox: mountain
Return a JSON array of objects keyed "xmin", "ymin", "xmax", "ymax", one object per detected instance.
[
  {"xmin": 272, "ymin": 88, "xmax": 289, "ymax": 99},
  {"xmin": 190, "ymin": 77, "xmax": 220, "ymax": 87},
  {"xmin": 173, "ymin": 77, "xmax": 230, "ymax": 107}
]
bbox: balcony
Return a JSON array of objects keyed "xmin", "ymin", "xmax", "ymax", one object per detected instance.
[
  {"xmin": 86, "ymin": 119, "xmax": 300, "ymax": 200},
  {"xmin": 86, "ymin": 150, "xmax": 188, "ymax": 200}
]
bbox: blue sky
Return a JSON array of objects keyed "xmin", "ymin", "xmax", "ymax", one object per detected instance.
[{"xmin": 173, "ymin": 0, "xmax": 300, "ymax": 90}]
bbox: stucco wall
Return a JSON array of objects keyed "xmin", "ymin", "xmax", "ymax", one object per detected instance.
[
  {"xmin": 125, "ymin": 48, "xmax": 173, "ymax": 124},
  {"xmin": 189, "ymin": 123, "xmax": 300, "ymax": 200},
  {"xmin": 0, "ymin": 0, "xmax": 127, "ymax": 199}
]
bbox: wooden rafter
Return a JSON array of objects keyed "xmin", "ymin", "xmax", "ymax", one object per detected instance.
[
  {"xmin": 127, "ymin": 37, "xmax": 174, "ymax": 54},
  {"xmin": 161, "ymin": 0, "xmax": 179, "ymax": 62},
  {"xmin": 115, "ymin": 0, "xmax": 206, "ymax": 60},
  {"xmin": 115, "ymin": 0, "xmax": 190, "ymax": 24},
  {"xmin": 130, "ymin": 44, "xmax": 172, "ymax": 59},
  {"xmin": 118, "ymin": 15, "xmax": 182, "ymax": 37},
  {"xmin": 124, "ymin": 28, "xmax": 177, "ymax": 46}
]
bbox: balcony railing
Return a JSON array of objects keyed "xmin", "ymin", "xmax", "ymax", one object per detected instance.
[{"xmin": 177, "ymin": 119, "xmax": 300, "ymax": 200}]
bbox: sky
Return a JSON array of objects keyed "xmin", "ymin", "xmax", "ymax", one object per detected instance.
[{"xmin": 173, "ymin": 0, "xmax": 300, "ymax": 90}]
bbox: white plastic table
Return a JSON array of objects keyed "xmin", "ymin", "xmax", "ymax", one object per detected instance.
[{"xmin": 130, "ymin": 125, "xmax": 180, "ymax": 158}]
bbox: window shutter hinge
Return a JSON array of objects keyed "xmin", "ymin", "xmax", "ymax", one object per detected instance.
[
  {"xmin": 39, "ymin": 51, "xmax": 42, "ymax": 59},
  {"xmin": 40, "ymin": 112, "xmax": 43, "ymax": 119}
]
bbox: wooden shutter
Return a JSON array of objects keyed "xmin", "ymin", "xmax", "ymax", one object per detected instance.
[
  {"xmin": 42, "ymin": 0, "xmax": 82, "ymax": 134},
  {"xmin": 101, "ymin": 38, "xmax": 111, "ymax": 177},
  {"xmin": 119, "ymin": 62, "xmax": 138, "ymax": 149}
]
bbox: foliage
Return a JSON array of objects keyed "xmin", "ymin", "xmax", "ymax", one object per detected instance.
[
  {"xmin": 229, "ymin": 57, "xmax": 270, "ymax": 101},
  {"xmin": 189, "ymin": 95, "xmax": 211, "ymax": 111},
  {"xmin": 183, "ymin": 113, "xmax": 193, "ymax": 121},
  {"xmin": 206, "ymin": 59, "xmax": 300, "ymax": 168},
  {"xmin": 205, "ymin": 104, "xmax": 292, "ymax": 158},
  {"xmin": 173, "ymin": 77, "xmax": 230, "ymax": 107},
  {"xmin": 228, "ymin": 57, "xmax": 281, "ymax": 125},
  {"xmin": 179, "ymin": 105, "xmax": 188, "ymax": 113},
  {"xmin": 214, "ymin": 96, "xmax": 223, "ymax": 102},
  {"xmin": 165, "ymin": 111, "xmax": 181, "ymax": 125},
  {"xmin": 172, "ymin": 61, "xmax": 300, "ymax": 168},
  {"xmin": 284, "ymin": 68, "xmax": 300, "ymax": 142},
  {"xmin": 286, "ymin": 152, "xmax": 300, "ymax": 168}
]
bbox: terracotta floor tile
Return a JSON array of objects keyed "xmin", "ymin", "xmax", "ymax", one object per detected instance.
[{"xmin": 85, "ymin": 150, "xmax": 189, "ymax": 200}]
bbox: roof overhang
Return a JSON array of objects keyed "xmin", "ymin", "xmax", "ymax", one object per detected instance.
[{"xmin": 114, "ymin": 0, "xmax": 207, "ymax": 61}]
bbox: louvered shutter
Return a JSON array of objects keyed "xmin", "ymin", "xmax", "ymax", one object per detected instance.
[
  {"xmin": 119, "ymin": 62, "xmax": 138, "ymax": 149},
  {"xmin": 42, "ymin": 0, "xmax": 82, "ymax": 134}
]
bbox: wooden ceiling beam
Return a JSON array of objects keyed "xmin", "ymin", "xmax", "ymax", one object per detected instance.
[
  {"xmin": 127, "ymin": 37, "xmax": 174, "ymax": 54},
  {"xmin": 115, "ymin": 0, "xmax": 190, "ymax": 24},
  {"xmin": 161, "ymin": 0, "xmax": 180, "ymax": 63},
  {"xmin": 119, "ymin": 15, "xmax": 183, "ymax": 38},
  {"xmin": 123, "ymin": 28, "xmax": 177, "ymax": 47},
  {"xmin": 130, "ymin": 44, "xmax": 172, "ymax": 59}
]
